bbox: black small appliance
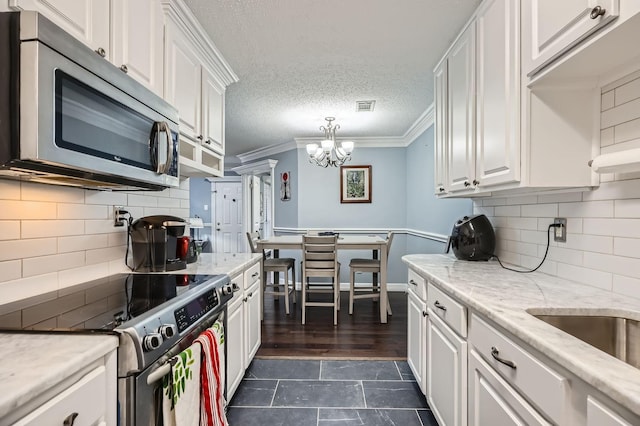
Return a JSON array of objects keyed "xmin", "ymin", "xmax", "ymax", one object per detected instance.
[
  {"xmin": 446, "ymin": 214, "xmax": 496, "ymax": 261},
  {"xmin": 130, "ymin": 215, "xmax": 188, "ymax": 271}
]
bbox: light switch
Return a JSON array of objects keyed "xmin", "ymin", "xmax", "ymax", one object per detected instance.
[{"xmin": 204, "ymin": 204, "xmax": 208, "ymax": 211}]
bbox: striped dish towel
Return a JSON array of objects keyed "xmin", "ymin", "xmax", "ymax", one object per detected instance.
[{"xmin": 195, "ymin": 320, "xmax": 228, "ymax": 426}]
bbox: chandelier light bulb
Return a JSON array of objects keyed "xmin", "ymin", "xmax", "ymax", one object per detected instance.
[
  {"xmin": 341, "ymin": 141, "xmax": 354, "ymax": 154},
  {"xmin": 306, "ymin": 143, "xmax": 319, "ymax": 157}
]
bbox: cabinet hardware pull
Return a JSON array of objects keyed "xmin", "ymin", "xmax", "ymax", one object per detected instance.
[
  {"xmin": 472, "ymin": 179, "xmax": 479, "ymax": 186},
  {"xmin": 197, "ymin": 135, "xmax": 204, "ymax": 140},
  {"xmin": 248, "ymin": 292, "xmax": 253, "ymax": 297},
  {"xmin": 434, "ymin": 300, "xmax": 447, "ymax": 311},
  {"xmin": 120, "ymin": 64, "xmax": 128, "ymax": 73},
  {"xmin": 63, "ymin": 412, "xmax": 79, "ymax": 426},
  {"xmin": 252, "ymin": 272, "xmax": 259, "ymax": 278},
  {"xmin": 205, "ymin": 137, "xmax": 213, "ymax": 145},
  {"xmin": 409, "ymin": 279, "xmax": 417, "ymax": 286},
  {"xmin": 464, "ymin": 181, "xmax": 471, "ymax": 187},
  {"xmin": 232, "ymin": 283, "xmax": 240, "ymax": 292},
  {"xmin": 590, "ymin": 5, "xmax": 606, "ymax": 19},
  {"xmin": 422, "ymin": 311, "xmax": 428, "ymax": 317},
  {"xmin": 491, "ymin": 346, "xmax": 517, "ymax": 369},
  {"xmin": 243, "ymin": 297, "xmax": 248, "ymax": 302},
  {"xmin": 95, "ymin": 47, "xmax": 106, "ymax": 57},
  {"xmin": 439, "ymin": 187, "xmax": 445, "ymax": 192}
]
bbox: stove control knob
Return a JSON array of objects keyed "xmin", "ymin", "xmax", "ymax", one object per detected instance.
[
  {"xmin": 222, "ymin": 284, "xmax": 234, "ymax": 296},
  {"xmin": 158, "ymin": 324, "xmax": 176, "ymax": 340},
  {"xmin": 142, "ymin": 333, "xmax": 163, "ymax": 352}
]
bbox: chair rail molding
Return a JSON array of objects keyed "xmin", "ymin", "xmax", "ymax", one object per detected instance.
[{"xmin": 273, "ymin": 227, "xmax": 448, "ymax": 243}]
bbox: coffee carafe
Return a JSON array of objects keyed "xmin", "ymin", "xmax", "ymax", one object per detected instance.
[{"xmin": 130, "ymin": 215, "xmax": 188, "ymax": 272}]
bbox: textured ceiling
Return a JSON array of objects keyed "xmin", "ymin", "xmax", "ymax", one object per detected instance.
[{"xmin": 183, "ymin": 0, "xmax": 482, "ymax": 164}]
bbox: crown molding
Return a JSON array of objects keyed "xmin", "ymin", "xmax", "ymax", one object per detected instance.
[
  {"xmin": 294, "ymin": 136, "xmax": 405, "ymax": 149},
  {"xmin": 236, "ymin": 141, "xmax": 297, "ymax": 164},
  {"xmin": 231, "ymin": 159, "xmax": 278, "ymax": 175},
  {"xmin": 403, "ymin": 103, "xmax": 434, "ymax": 145}
]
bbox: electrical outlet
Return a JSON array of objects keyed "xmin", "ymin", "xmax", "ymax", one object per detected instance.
[
  {"xmin": 114, "ymin": 205, "xmax": 126, "ymax": 227},
  {"xmin": 553, "ymin": 218, "xmax": 567, "ymax": 242}
]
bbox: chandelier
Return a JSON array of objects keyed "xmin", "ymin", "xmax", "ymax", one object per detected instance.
[{"xmin": 305, "ymin": 117, "xmax": 354, "ymax": 167}]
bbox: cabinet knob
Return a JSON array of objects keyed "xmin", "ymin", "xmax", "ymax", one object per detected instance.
[
  {"xmin": 438, "ymin": 187, "xmax": 445, "ymax": 192},
  {"xmin": 590, "ymin": 5, "xmax": 606, "ymax": 19},
  {"xmin": 422, "ymin": 311, "xmax": 428, "ymax": 317},
  {"xmin": 120, "ymin": 64, "xmax": 129, "ymax": 73},
  {"xmin": 473, "ymin": 179, "xmax": 480, "ymax": 186},
  {"xmin": 464, "ymin": 181, "xmax": 471, "ymax": 187},
  {"xmin": 63, "ymin": 412, "xmax": 79, "ymax": 426},
  {"xmin": 197, "ymin": 135, "xmax": 204, "ymax": 141},
  {"xmin": 94, "ymin": 47, "xmax": 106, "ymax": 57}
]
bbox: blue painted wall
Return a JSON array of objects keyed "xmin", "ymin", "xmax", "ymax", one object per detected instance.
[
  {"xmin": 189, "ymin": 177, "xmax": 214, "ymax": 252},
  {"xmin": 271, "ymin": 149, "xmax": 299, "ymax": 229}
]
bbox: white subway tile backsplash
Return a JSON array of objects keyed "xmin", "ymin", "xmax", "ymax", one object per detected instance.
[
  {"xmin": 85, "ymin": 219, "xmax": 121, "ymax": 235},
  {"xmin": 583, "ymin": 179, "xmax": 640, "ymax": 201},
  {"xmin": 506, "ymin": 240, "xmax": 538, "ymax": 257},
  {"xmin": 614, "ymin": 76, "xmax": 640, "ymax": 106},
  {"xmin": 57, "ymin": 203, "xmax": 108, "ymax": 220},
  {"xmin": 613, "ymin": 117, "xmax": 640, "ymax": 144},
  {"xmin": 584, "ymin": 252, "xmax": 640, "ymax": 279},
  {"xmin": 556, "ymin": 263, "xmax": 613, "ymax": 291},
  {"xmin": 497, "ymin": 227, "xmax": 521, "ymax": 241},
  {"xmin": 507, "ymin": 217, "xmax": 538, "ymax": 231},
  {"xmin": 473, "ymin": 206, "xmax": 494, "ymax": 217},
  {"xmin": 544, "ymin": 246, "xmax": 583, "ymax": 266},
  {"xmin": 613, "ymin": 237, "xmax": 640, "ymax": 258},
  {"xmin": 0, "ymin": 181, "xmax": 20, "ymax": 200},
  {"xmin": 0, "ymin": 238, "xmax": 57, "ymax": 261},
  {"xmin": 58, "ymin": 235, "xmax": 109, "ymax": 253},
  {"xmin": 0, "ymin": 260, "xmax": 22, "ymax": 283},
  {"xmin": 521, "ymin": 229, "xmax": 549, "ymax": 245},
  {"xmin": 157, "ymin": 197, "xmax": 182, "ymax": 208},
  {"xmin": 584, "ymin": 218, "xmax": 640, "ymax": 238},
  {"xmin": 494, "ymin": 205, "xmax": 521, "ymax": 217},
  {"xmin": 58, "ymin": 263, "xmax": 111, "ymax": 288},
  {"xmin": 537, "ymin": 192, "xmax": 584, "ymax": 204},
  {"xmin": 0, "ymin": 221, "xmax": 20, "ymax": 240},
  {"xmin": 21, "ymin": 183, "xmax": 84, "ymax": 203},
  {"xmin": 180, "ymin": 199, "xmax": 191, "ymax": 209},
  {"xmin": 127, "ymin": 193, "xmax": 159, "ymax": 207},
  {"xmin": 612, "ymin": 275, "xmax": 640, "ymax": 299},
  {"xmin": 601, "ymin": 90, "xmax": 615, "ymax": 111},
  {"xmin": 107, "ymin": 232, "xmax": 127, "ymax": 247},
  {"xmin": 559, "ymin": 200, "xmax": 614, "ymax": 218},
  {"xmin": 600, "ymin": 127, "xmax": 614, "ymax": 147},
  {"xmin": 563, "ymin": 233, "xmax": 613, "ymax": 254},
  {"xmin": 521, "ymin": 203, "xmax": 558, "ymax": 218},
  {"xmin": 85, "ymin": 247, "xmax": 125, "ymax": 265},
  {"xmin": 0, "ymin": 272, "xmax": 58, "ymax": 305},
  {"xmin": 615, "ymin": 199, "xmax": 640, "ymax": 217},
  {"xmin": 21, "ymin": 220, "xmax": 85, "ymax": 238},
  {"xmin": 0, "ymin": 200, "xmax": 56, "ymax": 220},
  {"xmin": 482, "ymin": 198, "xmax": 507, "ymax": 207},
  {"xmin": 22, "ymin": 252, "xmax": 86, "ymax": 278},
  {"xmin": 601, "ymin": 97, "xmax": 640, "ymax": 128},
  {"xmin": 565, "ymin": 218, "xmax": 583, "ymax": 234},
  {"xmin": 84, "ymin": 190, "xmax": 128, "ymax": 206}
]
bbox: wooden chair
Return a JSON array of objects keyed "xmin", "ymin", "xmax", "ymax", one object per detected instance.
[
  {"xmin": 348, "ymin": 231, "xmax": 394, "ymax": 316},
  {"xmin": 246, "ymin": 232, "xmax": 296, "ymax": 314},
  {"xmin": 301, "ymin": 235, "xmax": 340, "ymax": 325}
]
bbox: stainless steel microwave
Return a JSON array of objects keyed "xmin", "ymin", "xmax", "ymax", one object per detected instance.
[{"xmin": 0, "ymin": 11, "xmax": 180, "ymax": 191}]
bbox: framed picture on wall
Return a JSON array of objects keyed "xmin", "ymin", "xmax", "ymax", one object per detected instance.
[{"xmin": 340, "ymin": 165, "xmax": 372, "ymax": 203}]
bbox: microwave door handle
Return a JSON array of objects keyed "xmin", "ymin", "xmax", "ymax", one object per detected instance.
[
  {"xmin": 158, "ymin": 121, "xmax": 173, "ymax": 174},
  {"xmin": 149, "ymin": 122, "xmax": 173, "ymax": 174}
]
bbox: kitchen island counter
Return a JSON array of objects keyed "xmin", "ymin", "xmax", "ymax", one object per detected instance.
[{"xmin": 403, "ymin": 254, "xmax": 640, "ymax": 418}]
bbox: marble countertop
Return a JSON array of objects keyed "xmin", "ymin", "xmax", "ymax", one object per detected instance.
[
  {"xmin": 178, "ymin": 252, "xmax": 261, "ymax": 277},
  {"xmin": 402, "ymin": 254, "xmax": 640, "ymax": 417},
  {"xmin": 0, "ymin": 333, "xmax": 118, "ymax": 421}
]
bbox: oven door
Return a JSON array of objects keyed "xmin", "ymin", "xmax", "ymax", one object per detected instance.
[
  {"xmin": 18, "ymin": 39, "xmax": 179, "ymax": 189},
  {"xmin": 119, "ymin": 308, "xmax": 227, "ymax": 426}
]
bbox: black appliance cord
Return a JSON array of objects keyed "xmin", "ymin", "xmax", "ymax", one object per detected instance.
[
  {"xmin": 492, "ymin": 223, "xmax": 561, "ymax": 274},
  {"xmin": 125, "ymin": 215, "xmax": 134, "ymax": 271}
]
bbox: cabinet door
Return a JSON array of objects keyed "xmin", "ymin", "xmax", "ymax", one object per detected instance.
[
  {"xmin": 165, "ymin": 18, "xmax": 202, "ymax": 141},
  {"xmin": 447, "ymin": 22, "xmax": 476, "ymax": 193},
  {"xmin": 111, "ymin": 0, "xmax": 164, "ymax": 96},
  {"xmin": 226, "ymin": 296, "xmax": 244, "ymax": 400},
  {"xmin": 523, "ymin": 0, "xmax": 619, "ymax": 76},
  {"xmin": 11, "ymin": 0, "xmax": 110, "ymax": 58},
  {"xmin": 469, "ymin": 349, "xmax": 551, "ymax": 426},
  {"xmin": 475, "ymin": 0, "xmax": 520, "ymax": 188},
  {"xmin": 202, "ymin": 68, "xmax": 225, "ymax": 155},
  {"xmin": 427, "ymin": 310, "xmax": 467, "ymax": 426},
  {"xmin": 244, "ymin": 281, "xmax": 262, "ymax": 368},
  {"xmin": 434, "ymin": 60, "xmax": 448, "ymax": 195},
  {"xmin": 587, "ymin": 396, "xmax": 633, "ymax": 426},
  {"xmin": 407, "ymin": 289, "xmax": 427, "ymax": 394}
]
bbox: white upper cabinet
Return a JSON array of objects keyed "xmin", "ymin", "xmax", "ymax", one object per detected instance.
[
  {"xmin": 474, "ymin": 0, "xmax": 520, "ymax": 189},
  {"xmin": 162, "ymin": 0, "xmax": 237, "ymax": 177},
  {"xmin": 9, "ymin": 0, "xmax": 110, "ymax": 58},
  {"xmin": 523, "ymin": 0, "xmax": 620, "ymax": 77},
  {"xmin": 446, "ymin": 22, "xmax": 476, "ymax": 194},
  {"xmin": 434, "ymin": 61, "xmax": 448, "ymax": 195},
  {"xmin": 111, "ymin": 0, "xmax": 165, "ymax": 96}
]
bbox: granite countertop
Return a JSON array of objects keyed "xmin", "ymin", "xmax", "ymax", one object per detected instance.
[
  {"xmin": 179, "ymin": 252, "xmax": 261, "ymax": 277},
  {"xmin": 0, "ymin": 333, "xmax": 118, "ymax": 421},
  {"xmin": 402, "ymin": 254, "xmax": 640, "ymax": 417}
]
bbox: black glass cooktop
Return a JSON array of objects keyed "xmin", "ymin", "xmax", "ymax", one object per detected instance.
[{"xmin": 0, "ymin": 274, "xmax": 218, "ymax": 332}]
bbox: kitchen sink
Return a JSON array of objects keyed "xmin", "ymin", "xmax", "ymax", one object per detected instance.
[{"xmin": 530, "ymin": 312, "xmax": 640, "ymax": 369}]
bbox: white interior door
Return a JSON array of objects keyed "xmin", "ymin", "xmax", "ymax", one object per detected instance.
[
  {"xmin": 213, "ymin": 181, "xmax": 243, "ymax": 253},
  {"xmin": 251, "ymin": 176, "xmax": 261, "ymax": 234}
]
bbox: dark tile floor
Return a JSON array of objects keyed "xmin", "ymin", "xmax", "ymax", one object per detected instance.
[{"xmin": 227, "ymin": 359, "xmax": 439, "ymax": 426}]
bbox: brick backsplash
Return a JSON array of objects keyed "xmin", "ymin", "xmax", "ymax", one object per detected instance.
[
  {"xmin": 477, "ymin": 70, "xmax": 640, "ymax": 300},
  {"xmin": 0, "ymin": 179, "xmax": 190, "ymax": 305}
]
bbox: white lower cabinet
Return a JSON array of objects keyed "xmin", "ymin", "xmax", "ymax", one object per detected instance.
[
  {"xmin": 407, "ymin": 273, "xmax": 427, "ymax": 394},
  {"xmin": 587, "ymin": 396, "xmax": 633, "ymax": 426},
  {"xmin": 14, "ymin": 347, "xmax": 117, "ymax": 426},
  {"xmin": 468, "ymin": 348, "xmax": 550, "ymax": 426},
  {"xmin": 244, "ymin": 262, "xmax": 262, "ymax": 368},
  {"xmin": 226, "ymin": 272, "xmax": 245, "ymax": 400},
  {"xmin": 427, "ymin": 309, "xmax": 467, "ymax": 426}
]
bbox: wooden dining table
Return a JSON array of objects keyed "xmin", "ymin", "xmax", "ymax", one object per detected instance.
[{"xmin": 257, "ymin": 234, "xmax": 390, "ymax": 323}]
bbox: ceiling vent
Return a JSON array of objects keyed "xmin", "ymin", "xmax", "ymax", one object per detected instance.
[{"xmin": 356, "ymin": 100, "xmax": 376, "ymax": 112}]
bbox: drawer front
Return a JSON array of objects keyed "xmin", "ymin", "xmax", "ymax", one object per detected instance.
[
  {"xmin": 245, "ymin": 261, "xmax": 261, "ymax": 287},
  {"xmin": 469, "ymin": 314, "xmax": 569, "ymax": 425},
  {"xmin": 408, "ymin": 268, "xmax": 427, "ymax": 301},
  {"xmin": 428, "ymin": 282, "xmax": 467, "ymax": 337},
  {"xmin": 15, "ymin": 365, "xmax": 106, "ymax": 426}
]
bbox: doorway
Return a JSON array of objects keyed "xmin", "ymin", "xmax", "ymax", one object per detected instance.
[{"xmin": 212, "ymin": 178, "xmax": 243, "ymax": 253}]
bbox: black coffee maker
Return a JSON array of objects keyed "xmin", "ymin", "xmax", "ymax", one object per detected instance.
[{"xmin": 130, "ymin": 215, "xmax": 188, "ymax": 272}]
